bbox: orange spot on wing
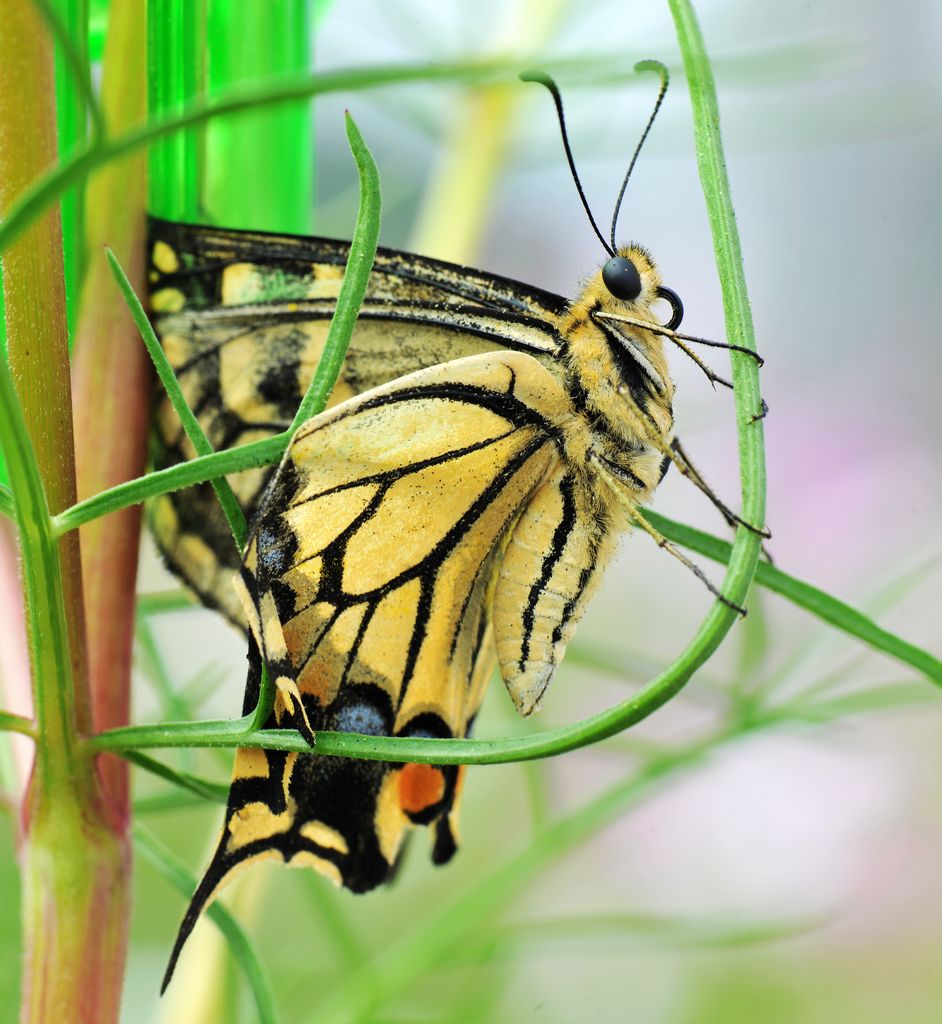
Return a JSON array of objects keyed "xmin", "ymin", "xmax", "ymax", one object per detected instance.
[{"xmin": 398, "ymin": 763, "xmax": 446, "ymax": 815}]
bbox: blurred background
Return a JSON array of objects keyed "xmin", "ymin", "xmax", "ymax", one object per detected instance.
[{"xmin": 2, "ymin": 0, "xmax": 941, "ymax": 1021}]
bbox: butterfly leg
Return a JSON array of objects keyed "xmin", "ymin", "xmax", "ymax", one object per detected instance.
[
  {"xmin": 625, "ymin": 503, "xmax": 747, "ymax": 616},
  {"xmin": 593, "ymin": 454, "xmax": 746, "ymax": 615},
  {"xmin": 667, "ymin": 436, "xmax": 770, "ymax": 539}
]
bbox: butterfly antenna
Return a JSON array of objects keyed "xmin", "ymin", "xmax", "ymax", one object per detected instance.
[
  {"xmin": 520, "ymin": 69, "xmax": 614, "ymax": 257},
  {"xmin": 609, "ymin": 60, "xmax": 670, "ymax": 252}
]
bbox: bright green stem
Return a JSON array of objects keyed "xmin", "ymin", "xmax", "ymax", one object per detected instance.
[
  {"xmin": 46, "ymin": 0, "xmax": 93, "ymax": 334},
  {"xmin": 147, "ymin": 0, "xmax": 205, "ymax": 221},
  {"xmin": 203, "ymin": 0, "xmax": 313, "ymax": 232},
  {"xmin": 52, "ymin": 433, "xmax": 287, "ymax": 535},
  {"xmin": 0, "ymin": 711, "xmax": 35, "ymax": 738}
]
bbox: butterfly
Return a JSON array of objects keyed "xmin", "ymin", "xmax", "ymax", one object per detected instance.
[{"xmin": 149, "ymin": 64, "xmax": 762, "ymax": 989}]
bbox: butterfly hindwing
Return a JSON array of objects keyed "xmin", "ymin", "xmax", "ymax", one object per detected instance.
[{"xmin": 161, "ymin": 350, "xmax": 609, "ymax": 983}]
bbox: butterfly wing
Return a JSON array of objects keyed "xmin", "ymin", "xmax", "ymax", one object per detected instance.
[
  {"xmin": 161, "ymin": 350, "xmax": 582, "ymax": 988},
  {"xmin": 147, "ymin": 218, "xmax": 566, "ymax": 623}
]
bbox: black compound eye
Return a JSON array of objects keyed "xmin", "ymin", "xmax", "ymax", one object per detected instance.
[{"xmin": 602, "ymin": 256, "xmax": 642, "ymax": 300}]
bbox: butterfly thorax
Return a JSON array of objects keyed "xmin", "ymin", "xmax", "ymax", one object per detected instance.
[{"xmin": 555, "ymin": 245, "xmax": 674, "ymax": 504}]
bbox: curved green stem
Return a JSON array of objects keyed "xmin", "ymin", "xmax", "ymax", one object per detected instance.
[
  {"xmin": 289, "ymin": 112, "xmax": 382, "ymax": 432},
  {"xmin": 0, "ymin": 57, "xmax": 553, "ymax": 259}
]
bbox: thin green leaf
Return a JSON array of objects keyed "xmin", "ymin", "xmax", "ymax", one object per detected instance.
[
  {"xmin": 134, "ymin": 790, "xmax": 217, "ymax": 814},
  {"xmin": 124, "ymin": 750, "xmax": 228, "ymax": 803},
  {"xmin": 288, "ymin": 112, "xmax": 381, "ymax": 432},
  {"xmin": 644, "ymin": 510, "xmax": 942, "ymax": 688},
  {"xmin": 0, "ymin": 483, "xmax": 13, "ymax": 520},
  {"xmin": 133, "ymin": 823, "xmax": 278, "ymax": 1024},
  {"xmin": 105, "ymin": 248, "xmax": 247, "ymax": 550},
  {"xmin": 136, "ymin": 589, "xmax": 198, "ymax": 614},
  {"xmin": 52, "ymin": 432, "xmax": 285, "ymax": 535}
]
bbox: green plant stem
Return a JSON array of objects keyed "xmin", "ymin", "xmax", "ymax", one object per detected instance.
[
  {"xmin": 147, "ymin": 0, "xmax": 205, "ymax": 222},
  {"xmin": 123, "ymin": 751, "xmax": 228, "ymax": 803},
  {"xmin": 136, "ymin": 588, "xmax": 197, "ymax": 614},
  {"xmin": 134, "ymin": 823, "xmax": 279, "ymax": 1024},
  {"xmin": 0, "ymin": 5, "xmax": 127, "ymax": 1019},
  {"xmin": 0, "ymin": 2, "xmax": 88, "ymax": 738},
  {"xmin": 645, "ymin": 510, "xmax": 942, "ymax": 686},
  {"xmin": 0, "ymin": 711, "xmax": 36, "ymax": 737},
  {"xmin": 0, "ymin": 484, "xmax": 13, "ymax": 520},
  {"xmin": 203, "ymin": 0, "xmax": 313, "ymax": 233},
  {"xmin": 48, "ymin": 0, "xmax": 91, "ymax": 333}
]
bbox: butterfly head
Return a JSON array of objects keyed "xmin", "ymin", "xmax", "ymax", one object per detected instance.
[
  {"xmin": 599, "ymin": 246, "xmax": 684, "ymax": 332},
  {"xmin": 560, "ymin": 244, "xmax": 677, "ymax": 443}
]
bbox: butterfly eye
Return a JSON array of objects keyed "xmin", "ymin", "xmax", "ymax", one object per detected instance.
[{"xmin": 602, "ymin": 256, "xmax": 642, "ymax": 301}]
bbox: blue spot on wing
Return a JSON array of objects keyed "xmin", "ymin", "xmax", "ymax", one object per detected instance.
[
  {"xmin": 334, "ymin": 702, "xmax": 387, "ymax": 736},
  {"xmin": 257, "ymin": 524, "xmax": 289, "ymax": 577}
]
